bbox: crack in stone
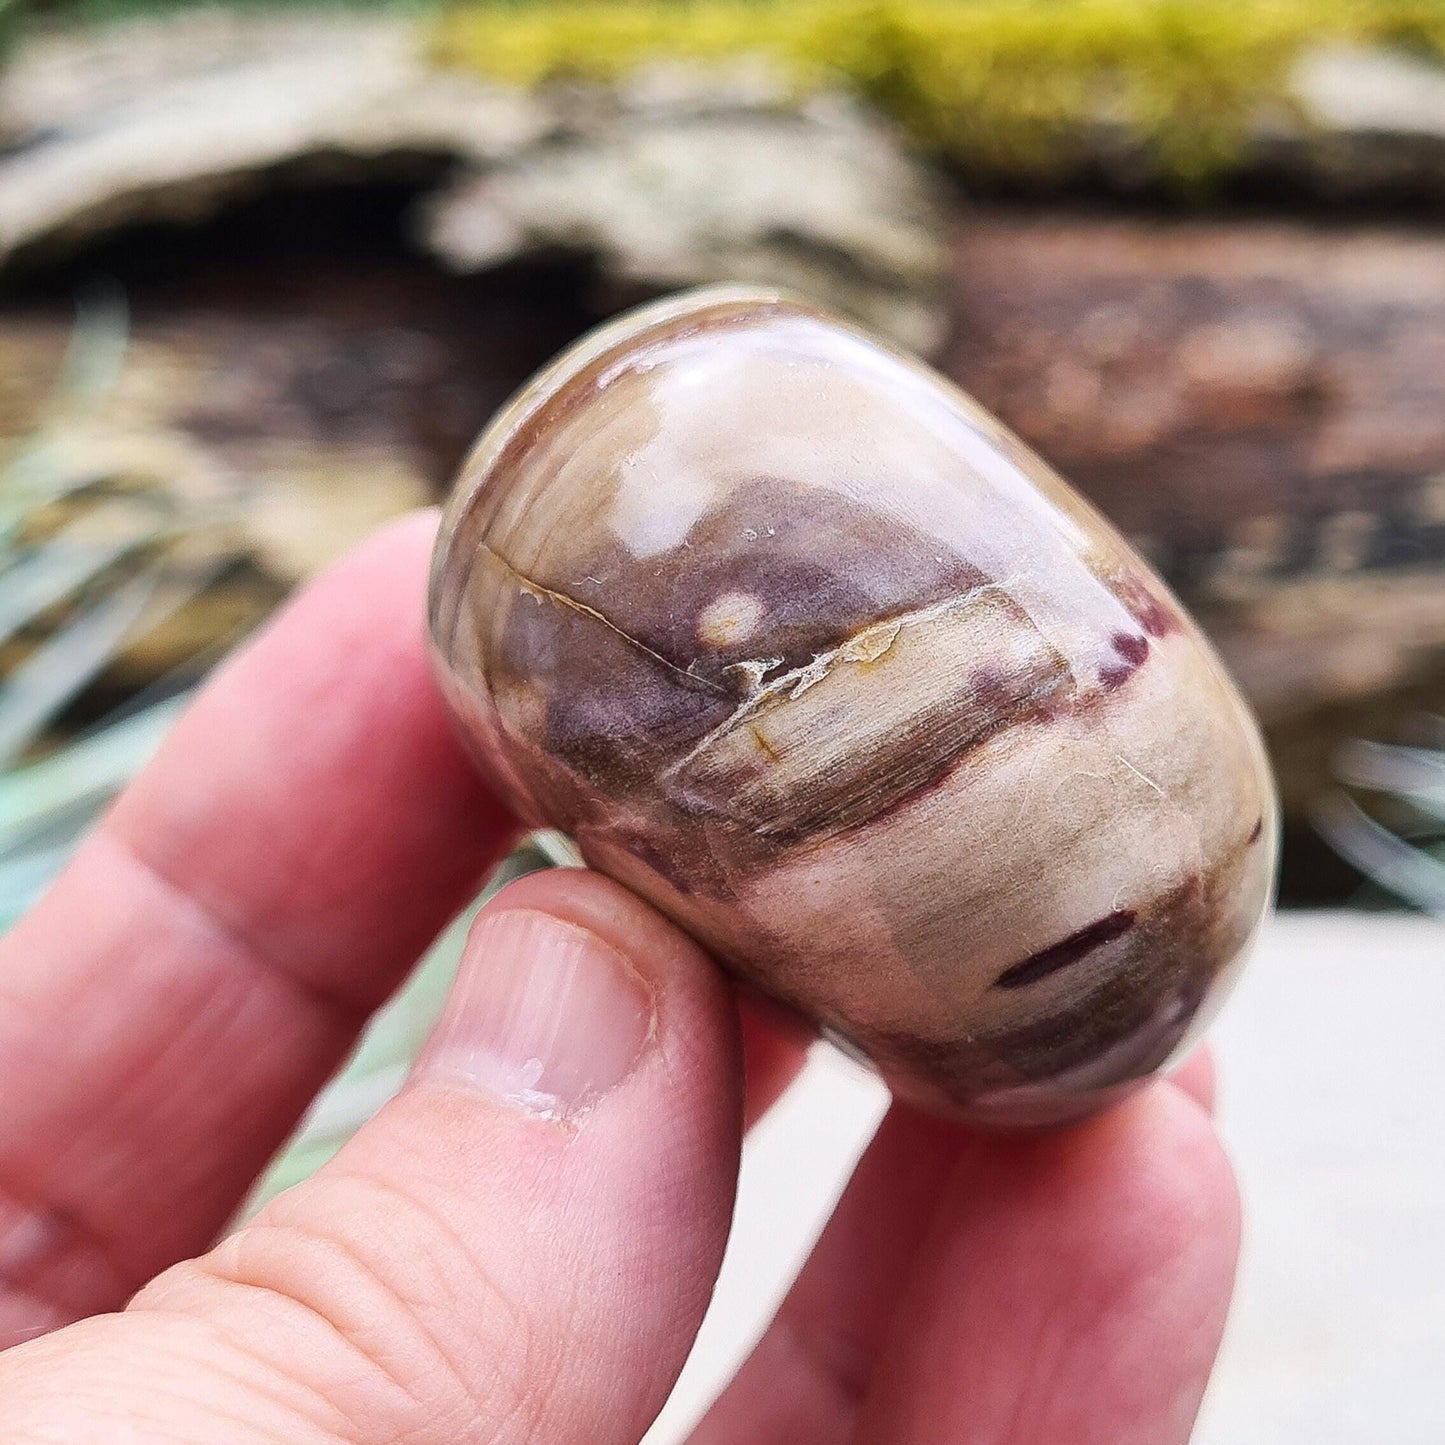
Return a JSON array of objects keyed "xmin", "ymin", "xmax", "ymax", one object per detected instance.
[
  {"xmin": 669, "ymin": 581, "xmax": 1011, "ymax": 778},
  {"xmin": 480, "ymin": 543, "xmax": 729, "ymax": 697}
]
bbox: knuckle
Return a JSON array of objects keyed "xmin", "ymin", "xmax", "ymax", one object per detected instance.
[{"xmin": 140, "ymin": 1170, "xmax": 563, "ymax": 1443}]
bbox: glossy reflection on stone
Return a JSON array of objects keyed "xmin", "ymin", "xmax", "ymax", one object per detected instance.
[{"xmin": 429, "ymin": 287, "xmax": 1277, "ymax": 1128}]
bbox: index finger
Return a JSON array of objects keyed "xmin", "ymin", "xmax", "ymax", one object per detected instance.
[{"xmin": 0, "ymin": 510, "xmax": 517, "ymax": 1339}]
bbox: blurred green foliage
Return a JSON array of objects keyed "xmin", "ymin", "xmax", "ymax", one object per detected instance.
[
  {"xmin": 432, "ymin": 0, "xmax": 1445, "ymax": 187},
  {"xmin": 0, "ymin": 295, "xmax": 199, "ymax": 925}
]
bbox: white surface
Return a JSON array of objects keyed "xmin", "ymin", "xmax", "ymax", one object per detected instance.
[
  {"xmin": 646, "ymin": 910, "xmax": 1445, "ymax": 1442},
  {"xmin": 1201, "ymin": 911, "xmax": 1445, "ymax": 1445}
]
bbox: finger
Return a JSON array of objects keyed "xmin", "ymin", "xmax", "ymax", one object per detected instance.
[
  {"xmin": 696, "ymin": 1082, "xmax": 1237, "ymax": 1444},
  {"xmin": 855, "ymin": 1085, "xmax": 1239, "ymax": 1445},
  {"xmin": 739, "ymin": 992, "xmax": 813, "ymax": 1130},
  {"xmin": 0, "ymin": 869, "xmax": 743, "ymax": 1445},
  {"xmin": 693, "ymin": 1106, "xmax": 969, "ymax": 1444},
  {"xmin": 1168, "ymin": 1046, "xmax": 1216, "ymax": 1114},
  {"xmin": 0, "ymin": 511, "xmax": 515, "ymax": 1339}
]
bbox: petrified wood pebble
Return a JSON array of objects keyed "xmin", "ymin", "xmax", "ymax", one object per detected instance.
[{"xmin": 429, "ymin": 287, "xmax": 1277, "ymax": 1128}]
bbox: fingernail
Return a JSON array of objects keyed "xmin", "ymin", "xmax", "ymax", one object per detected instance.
[{"xmin": 415, "ymin": 908, "xmax": 656, "ymax": 1121}]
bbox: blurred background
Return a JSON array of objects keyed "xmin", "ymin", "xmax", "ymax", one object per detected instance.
[{"xmin": 0, "ymin": 1, "xmax": 1440, "ymax": 1439}]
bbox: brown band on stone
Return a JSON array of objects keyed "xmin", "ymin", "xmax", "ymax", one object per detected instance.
[{"xmin": 994, "ymin": 909, "xmax": 1139, "ymax": 991}]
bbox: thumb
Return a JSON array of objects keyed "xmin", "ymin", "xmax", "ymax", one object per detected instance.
[{"xmin": 0, "ymin": 870, "xmax": 744, "ymax": 1444}]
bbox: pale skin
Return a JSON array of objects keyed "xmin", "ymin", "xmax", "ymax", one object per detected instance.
[{"xmin": 0, "ymin": 511, "xmax": 1239, "ymax": 1442}]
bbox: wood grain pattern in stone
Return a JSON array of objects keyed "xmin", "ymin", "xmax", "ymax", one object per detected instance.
[{"xmin": 430, "ymin": 287, "xmax": 1278, "ymax": 1127}]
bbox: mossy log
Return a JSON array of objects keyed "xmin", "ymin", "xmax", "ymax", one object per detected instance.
[{"xmin": 2, "ymin": 12, "xmax": 1444, "ymax": 898}]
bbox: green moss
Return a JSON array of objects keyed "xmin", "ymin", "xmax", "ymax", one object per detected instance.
[{"xmin": 430, "ymin": 0, "xmax": 1445, "ymax": 189}]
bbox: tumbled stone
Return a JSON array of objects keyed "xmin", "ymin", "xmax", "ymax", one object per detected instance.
[{"xmin": 430, "ymin": 287, "xmax": 1277, "ymax": 1127}]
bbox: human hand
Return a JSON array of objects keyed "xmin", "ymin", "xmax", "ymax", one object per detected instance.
[{"xmin": 0, "ymin": 513, "xmax": 1238, "ymax": 1442}]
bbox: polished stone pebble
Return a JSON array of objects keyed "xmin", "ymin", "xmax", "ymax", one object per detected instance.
[{"xmin": 430, "ymin": 286, "xmax": 1277, "ymax": 1126}]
